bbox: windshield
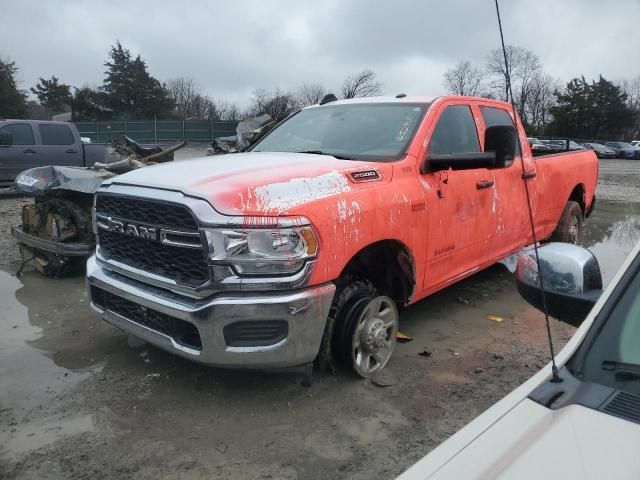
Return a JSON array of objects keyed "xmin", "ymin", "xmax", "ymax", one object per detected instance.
[
  {"xmin": 252, "ymin": 103, "xmax": 428, "ymax": 161},
  {"xmin": 577, "ymin": 255, "xmax": 640, "ymax": 395}
]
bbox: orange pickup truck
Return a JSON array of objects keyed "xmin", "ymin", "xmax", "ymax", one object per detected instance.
[{"xmin": 87, "ymin": 95, "xmax": 598, "ymax": 378}]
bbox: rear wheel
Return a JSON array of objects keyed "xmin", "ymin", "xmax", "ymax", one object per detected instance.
[
  {"xmin": 327, "ymin": 278, "xmax": 399, "ymax": 378},
  {"xmin": 550, "ymin": 201, "xmax": 583, "ymax": 244}
]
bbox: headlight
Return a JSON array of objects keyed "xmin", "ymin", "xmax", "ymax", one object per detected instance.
[{"xmin": 203, "ymin": 222, "xmax": 318, "ymax": 276}]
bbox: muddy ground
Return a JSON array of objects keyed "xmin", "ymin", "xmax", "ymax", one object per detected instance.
[{"xmin": 1, "ymin": 157, "xmax": 640, "ymax": 479}]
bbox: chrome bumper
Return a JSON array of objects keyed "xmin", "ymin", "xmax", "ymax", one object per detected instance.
[
  {"xmin": 86, "ymin": 255, "xmax": 335, "ymax": 368},
  {"xmin": 12, "ymin": 226, "xmax": 94, "ymax": 256}
]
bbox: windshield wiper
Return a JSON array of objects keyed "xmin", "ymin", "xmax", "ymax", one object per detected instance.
[
  {"xmin": 602, "ymin": 360, "xmax": 640, "ymax": 382},
  {"xmin": 296, "ymin": 150, "xmax": 356, "ymax": 160}
]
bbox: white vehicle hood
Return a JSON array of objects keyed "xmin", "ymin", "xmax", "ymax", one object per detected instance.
[{"xmin": 401, "ymin": 398, "xmax": 640, "ymax": 480}]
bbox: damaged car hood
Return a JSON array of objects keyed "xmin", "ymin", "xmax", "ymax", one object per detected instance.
[{"xmin": 105, "ymin": 152, "xmax": 392, "ymax": 216}]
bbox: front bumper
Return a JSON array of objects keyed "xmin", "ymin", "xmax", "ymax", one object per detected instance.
[
  {"xmin": 12, "ymin": 226, "xmax": 94, "ymax": 256},
  {"xmin": 86, "ymin": 255, "xmax": 336, "ymax": 368}
]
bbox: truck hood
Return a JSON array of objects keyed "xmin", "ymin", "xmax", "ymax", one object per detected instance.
[
  {"xmin": 107, "ymin": 152, "xmax": 391, "ymax": 216},
  {"xmin": 400, "ymin": 398, "xmax": 640, "ymax": 480}
]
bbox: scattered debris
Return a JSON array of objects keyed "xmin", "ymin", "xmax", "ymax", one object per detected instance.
[
  {"xmin": 493, "ymin": 353, "xmax": 505, "ymax": 360},
  {"xmin": 418, "ymin": 349, "xmax": 433, "ymax": 358},
  {"xmin": 456, "ymin": 296, "xmax": 470, "ymax": 305},
  {"xmin": 396, "ymin": 331, "xmax": 413, "ymax": 343},
  {"xmin": 215, "ymin": 442, "xmax": 228, "ymax": 454},
  {"xmin": 473, "ymin": 368, "xmax": 484, "ymax": 374},
  {"xmin": 487, "ymin": 315, "xmax": 504, "ymax": 323},
  {"xmin": 207, "ymin": 114, "xmax": 275, "ymax": 155}
]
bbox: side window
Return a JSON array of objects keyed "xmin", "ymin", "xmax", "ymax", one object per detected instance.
[
  {"xmin": 428, "ymin": 105, "xmax": 480, "ymax": 155},
  {"xmin": 0, "ymin": 124, "xmax": 35, "ymax": 145},
  {"xmin": 480, "ymin": 106, "xmax": 521, "ymax": 159},
  {"xmin": 38, "ymin": 124, "xmax": 74, "ymax": 145}
]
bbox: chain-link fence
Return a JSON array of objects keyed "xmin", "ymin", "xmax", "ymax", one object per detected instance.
[{"xmin": 74, "ymin": 120, "xmax": 238, "ymax": 143}]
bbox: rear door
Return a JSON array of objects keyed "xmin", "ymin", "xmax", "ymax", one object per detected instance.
[
  {"xmin": 0, "ymin": 123, "xmax": 40, "ymax": 181},
  {"xmin": 37, "ymin": 123, "xmax": 83, "ymax": 167},
  {"xmin": 477, "ymin": 104, "xmax": 531, "ymax": 259}
]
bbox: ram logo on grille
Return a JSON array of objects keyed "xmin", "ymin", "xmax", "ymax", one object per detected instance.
[{"xmin": 103, "ymin": 218, "xmax": 158, "ymax": 241}]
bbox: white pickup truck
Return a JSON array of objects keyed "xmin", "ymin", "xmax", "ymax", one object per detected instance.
[{"xmin": 398, "ymin": 241, "xmax": 640, "ymax": 480}]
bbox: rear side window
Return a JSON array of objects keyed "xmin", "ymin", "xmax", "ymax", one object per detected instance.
[
  {"xmin": 428, "ymin": 105, "xmax": 480, "ymax": 155},
  {"xmin": 38, "ymin": 124, "xmax": 74, "ymax": 145},
  {"xmin": 0, "ymin": 124, "xmax": 35, "ymax": 145},
  {"xmin": 480, "ymin": 106, "xmax": 521, "ymax": 159}
]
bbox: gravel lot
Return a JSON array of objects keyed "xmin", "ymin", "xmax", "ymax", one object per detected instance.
[{"xmin": 1, "ymin": 155, "xmax": 640, "ymax": 479}]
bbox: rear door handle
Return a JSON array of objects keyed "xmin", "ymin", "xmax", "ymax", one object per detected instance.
[
  {"xmin": 476, "ymin": 180, "xmax": 495, "ymax": 189},
  {"xmin": 23, "ymin": 149, "xmax": 37, "ymax": 154},
  {"xmin": 65, "ymin": 149, "xmax": 78, "ymax": 154},
  {"xmin": 522, "ymin": 171, "xmax": 537, "ymax": 179}
]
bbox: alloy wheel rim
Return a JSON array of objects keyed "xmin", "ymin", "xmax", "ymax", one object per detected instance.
[{"xmin": 351, "ymin": 296, "xmax": 398, "ymax": 377}]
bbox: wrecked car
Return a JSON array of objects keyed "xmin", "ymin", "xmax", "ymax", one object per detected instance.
[
  {"xmin": 207, "ymin": 113, "xmax": 275, "ymax": 155},
  {"xmin": 86, "ymin": 95, "xmax": 598, "ymax": 378},
  {"xmin": 11, "ymin": 136, "xmax": 185, "ymax": 276}
]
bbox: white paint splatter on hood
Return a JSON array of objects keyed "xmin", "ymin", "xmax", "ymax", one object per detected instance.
[{"xmin": 250, "ymin": 171, "xmax": 351, "ymax": 214}]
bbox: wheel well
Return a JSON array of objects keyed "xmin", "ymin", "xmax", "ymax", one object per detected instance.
[
  {"xmin": 568, "ymin": 184, "xmax": 586, "ymax": 216},
  {"xmin": 339, "ymin": 240, "xmax": 415, "ymax": 306}
]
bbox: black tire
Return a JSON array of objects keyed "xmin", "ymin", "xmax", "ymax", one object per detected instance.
[
  {"xmin": 550, "ymin": 201, "xmax": 583, "ymax": 244},
  {"xmin": 319, "ymin": 276, "xmax": 399, "ymax": 377}
]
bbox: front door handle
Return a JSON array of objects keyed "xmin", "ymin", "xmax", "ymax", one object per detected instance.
[
  {"xmin": 476, "ymin": 180, "xmax": 495, "ymax": 189},
  {"xmin": 65, "ymin": 149, "xmax": 78, "ymax": 154},
  {"xmin": 23, "ymin": 149, "xmax": 37, "ymax": 154}
]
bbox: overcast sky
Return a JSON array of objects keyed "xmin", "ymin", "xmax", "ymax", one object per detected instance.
[{"xmin": 3, "ymin": 0, "xmax": 639, "ymax": 107}]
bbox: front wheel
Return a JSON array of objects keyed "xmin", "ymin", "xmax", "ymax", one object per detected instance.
[
  {"xmin": 550, "ymin": 201, "xmax": 583, "ymax": 244},
  {"xmin": 329, "ymin": 279, "xmax": 399, "ymax": 378}
]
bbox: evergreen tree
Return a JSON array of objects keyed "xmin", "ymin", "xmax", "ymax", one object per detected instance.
[
  {"xmin": 101, "ymin": 41, "xmax": 174, "ymax": 119},
  {"xmin": 0, "ymin": 58, "xmax": 27, "ymax": 118},
  {"xmin": 30, "ymin": 75, "xmax": 72, "ymax": 115},
  {"xmin": 550, "ymin": 75, "xmax": 634, "ymax": 139}
]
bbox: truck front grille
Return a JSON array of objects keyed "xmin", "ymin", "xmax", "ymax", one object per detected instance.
[
  {"xmin": 95, "ymin": 193, "xmax": 210, "ymax": 287},
  {"xmin": 91, "ymin": 286, "xmax": 202, "ymax": 350},
  {"xmin": 96, "ymin": 194, "xmax": 198, "ymax": 232}
]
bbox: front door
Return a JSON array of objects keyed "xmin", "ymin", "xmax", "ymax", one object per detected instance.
[
  {"xmin": 0, "ymin": 123, "xmax": 40, "ymax": 181},
  {"xmin": 420, "ymin": 103, "xmax": 497, "ymax": 290}
]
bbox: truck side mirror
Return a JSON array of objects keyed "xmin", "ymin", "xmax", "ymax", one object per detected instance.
[
  {"xmin": 484, "ymin": 124, "xmax": 515, "ymax": 168},
  {"xmin": 0, "ymin": 131, "xmax": 12, "ymax": 146},
  {"xmin": 515, "ymin": 243, "xmax": 603, "ymax": 327}
]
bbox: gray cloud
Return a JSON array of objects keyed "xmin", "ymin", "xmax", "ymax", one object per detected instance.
[{"xmin": 2, "ymin": 0, "xmax": 639, "ymax": 107}]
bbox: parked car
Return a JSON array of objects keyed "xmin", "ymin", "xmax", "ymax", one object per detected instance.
[
  {"xmin": 527, "ymin": 137, "xmax": 550, "ymax": 155},
  {"xmin": 0, "ymin": 119, "xmax": 171, "ymax": 187},
  {"xmin": 397, "ymin": 240, "xmax": 640, "ymax": 480},
  {"xmin": 86, "ymin": 95, "xmax": 598, "ymax": 378},
  {"xmin": 605, "ymin": 141, "xmax": 640, "ymax": 159},
  {"xmin": 583, "ymin": 142, "xmax": 617, "ymax": 159},
  {"xmin": 631, "ymin": 140, "xmax": 640, "ymax": 148},
  {"xmin": 0, "ymin": 120, "xmax": 106, "ymax": 186}
]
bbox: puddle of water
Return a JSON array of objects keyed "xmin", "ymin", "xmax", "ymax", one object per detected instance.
[
  {"xmin": 0, "ymin": 414, "xmax": 94, "ymax": 460},
  {"xmin": 0, "ymin": 271, "xmax": 92, "ymax": 414},
  {"xmin": 583, "ymin": 203, "xmax": 640, "ymax": 285}
]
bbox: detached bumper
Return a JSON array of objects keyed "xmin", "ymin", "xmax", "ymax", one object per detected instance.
[
  {"xmin": 12, "ymin": 226, "xmax": 94, "ymax": 256},
  {"xmin": 86, "ymin": 256, "xmax": 335, "ymax": 368}
]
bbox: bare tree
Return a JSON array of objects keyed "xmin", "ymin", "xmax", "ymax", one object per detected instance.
[
  {"xmin": 443, "ymin": 61, "xmax": 484, "ymax": 96},
  {"xmin": 167, "ymin": 77, "xmax": 205, "ymax": 118},
  {"xmin": 525, "ymin": 72, "xmax": 559, "ymax": 136},
  {"xmin": 620, "ymin": 76, "xmax": 640, "ymax": 139},
  {"xmin": 208, "ymin": 99, "xmax": 241, "ymax": 121},
  {"xmin": 341, "ymin": 69, "xmax": 383, "ymax": 99},
  {"xmin": 248, "ymin": 88, "xmax": 297, "ymax": 120},
  {"xmin": 294, "ymin": 83, "xmax": 326, "ymax": 107}
]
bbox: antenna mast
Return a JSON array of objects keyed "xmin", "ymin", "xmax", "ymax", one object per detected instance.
[{"xmin": 493, "ymin": 0, "xmax": 561, "ymax": 383}]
